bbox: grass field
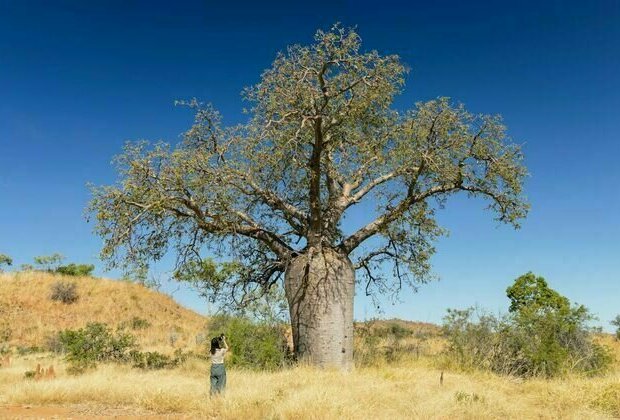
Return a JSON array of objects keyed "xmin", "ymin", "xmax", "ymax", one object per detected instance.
[
  {"xmin": 1, "ymin": 353, "xmax": 619, "ymax": 419},
  {"xmin": 1, "ymin": 272, "xmax": 619, "ymax": 419}
]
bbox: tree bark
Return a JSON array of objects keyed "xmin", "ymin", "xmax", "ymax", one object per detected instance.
[{"xmin": 284, "ymin": 247, "xmax": 355, "ymax": 369}]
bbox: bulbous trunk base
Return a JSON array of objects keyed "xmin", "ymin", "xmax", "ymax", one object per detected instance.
[{"xmin": 284, "ymin": 247, "xmax": 355, "ymax": 369}]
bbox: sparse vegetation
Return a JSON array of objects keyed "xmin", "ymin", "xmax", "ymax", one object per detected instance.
[
  {"xmin": 15, "ymin": 254, "xmax": 95, "ymax": 277},
  {"xmin": 0, "ymin": 270, "xmax": 618, "ymax": 418},
  {"xmin": 33, "ymin": 253, "xmax": 65, "ymax": 272},
  {"xmin": 0, "ymin": 271, "xmax": 206, "ymax": 349},
  {"xmin": 208, "ymin": 315, "xmax": 290, "ymax": 370},
  {"xmin": 129, "ymin": 349, "xmax": 189, "ymax": 370},
  {"xmin": 1, "ymin": 354, "xmax": 619, "ymax": 418},
  {"xmin": 49, "ymin": 281, "xmax": 79, "ymax": 304},
  {"xmin": 55, "ymin": 263, "xmax": 95, "ymax": 277},
  {"xmin": 442, "ymin": 273, "xmax": 613, "ymax": 378}
]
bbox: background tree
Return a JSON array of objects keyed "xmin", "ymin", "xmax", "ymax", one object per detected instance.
[
  {"xmin": 89, "ymin": 25, "xmax": 528, "ymax": 369},
  {"xmin": 0, "ymin": 254, "xmax": 12, "ymax": 272},
  {"xmin": 506, "ymin": 272, "xmax": 570, "ymax": 315},
  {"xmin": 611, "ymin": 315, "xmax": 620, "ymax": 340},
  {"xmin": 33, "ymin": 253, "xmax": 65, "ymax": 272}
]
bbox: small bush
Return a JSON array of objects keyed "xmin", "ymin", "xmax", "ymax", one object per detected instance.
[
  {"xmin": 50, "ymin": 281, "xmax": 79, "ymax": 304},
  {"xmin": 129, "ymin": 349, "xmax": 187, "ymax": 370},
  {"xmin": 56, "ymin": 323, "xmax": 136, "ymax": 370},
  {"xmin": 455, "ymin": 391, "xmax": 486, "ymax": 404},
  {"xmin": 55, "ymin": 263, "xmax": 95, "ymax": 277},
  {"xmin": 24, "ymin": 370, "xmax": 37, "ymax": 379},
  {"xmin": 16, "ymin": 346, "xmax": 43, "ymax": 355},
  {"xmin": 119, "ymin": 316, "xmax": 151, "ymax": 330}
]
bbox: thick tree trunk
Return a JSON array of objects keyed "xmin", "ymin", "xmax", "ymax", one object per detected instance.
[{"xmin": 284, "ymin": 247, "xmax": 355, "ymax": 369}]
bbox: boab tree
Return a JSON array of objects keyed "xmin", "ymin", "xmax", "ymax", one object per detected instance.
[{"xmin": 89, "ymin": 25, "xmax": 528, "ymax": 369}]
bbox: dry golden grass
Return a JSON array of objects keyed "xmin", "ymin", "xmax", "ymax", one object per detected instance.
[
  {"xmin": 1, "ymin": 354, "xmax": 619, "ymax": 419},
  {"xmin": 0, "ymin": 271, "xmax": 208, "ymax": 350},
  {"xmin": 2, "ymin": 271, "xmax": 619, "ymax": 418}
]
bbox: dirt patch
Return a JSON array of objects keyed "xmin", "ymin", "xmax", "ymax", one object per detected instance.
[
  {"xmin": 0, "ymin": 405, "xmax": 71, "ymax": 419},
  {"xmin": 0, "ymin": 405, "xmax": 192, "ymax": 419}
]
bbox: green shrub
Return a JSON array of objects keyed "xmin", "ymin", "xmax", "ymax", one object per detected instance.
[
  {"xmin": 208, "ymin": 315, "xmax": 289, "ymax": 370},
  {"xmin": 56, "ymin": 323, "xmax": 136, "ymax": 370},
  {"xmin": 129, "ymin": 349, "xmax": 188, "ymax": 370},
  {"xmin": 119, "ymin": 316, "xmax": 151, "ymax": 330},
  {"xmin": 50, "ymin": 281, "xmax": 79, "ymax": 304},
  {"xmin": 55, "ymin": 263, "xmax": 95, "ymax": 277}
]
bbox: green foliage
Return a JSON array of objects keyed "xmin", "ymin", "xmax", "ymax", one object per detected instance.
[
  {"xmin": 19, "ymin": 254, "xmax": 95, "ymax": 277},
  {"xmin": 611, "ymin": 315, "xmax": 620, "ymax": 340},
  {"xmin": 33, "ymin": 253, "xmax": 65, "ymax": 271},
  {"xmin": 89, "ymin": 24, "xmax": 529, "ymax": 312},
  {"xmin": 442, "ymin": 274, "xmax": 613, "ymax": 378},
  {"xmin": 56, "ymin": 323, "xmax": 136, "ymax": 370},
  {"xmin": 506, "ymin": 272, "xmax": 569, "ymax": 314},
  {"xmin": 55, "ymin": 263, "xmax": 95, "ymax": 277},
  {"xmin": 49, "ymin": 281, "xmax": 79, "ymax": 304},
  {"xmin": 208, "ymin": 315, "xmax": 289, "ymax": 370},
  {"xmin": 0, "ymin": 254, "xmax": 12, "ymax": 271}
]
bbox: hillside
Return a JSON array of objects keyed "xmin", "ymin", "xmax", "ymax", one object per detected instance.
[{"xmin": 0, "ymin": 271, "xmax": 209, "ymax": 350}]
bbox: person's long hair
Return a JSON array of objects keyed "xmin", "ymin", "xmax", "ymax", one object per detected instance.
[{"xmin": 210, "ymin": 337, "xmax": 221, "ymax": 355}]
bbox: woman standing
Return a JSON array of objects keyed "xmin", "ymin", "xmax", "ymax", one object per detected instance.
[{"xmin": 210, "ymin": 334, "xmax": 228, "ymax": 396}]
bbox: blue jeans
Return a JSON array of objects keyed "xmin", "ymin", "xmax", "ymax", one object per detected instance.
[{"xmin": 210, "ymin": 363, "xmax": 226, "ymax": 395}]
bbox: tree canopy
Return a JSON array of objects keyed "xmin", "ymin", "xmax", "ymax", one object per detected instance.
[{"xmin": 89, "ymin": 25, "xmax": 529, "ymax": 307}]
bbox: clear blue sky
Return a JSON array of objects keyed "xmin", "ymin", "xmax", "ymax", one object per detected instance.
[{"xmin": 1, "ymin": 0, "xmax": 619, "ymax": 329}]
